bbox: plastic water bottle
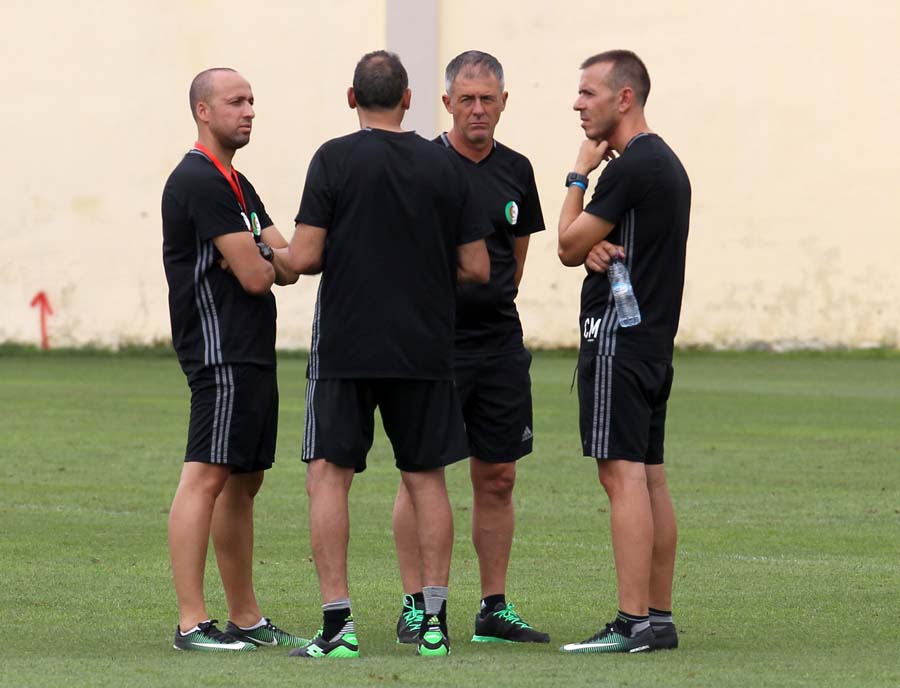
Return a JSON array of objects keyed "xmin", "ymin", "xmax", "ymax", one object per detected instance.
[{"xmin": 608, "ymin": 259, "xmax": 641, "ymax": 327}]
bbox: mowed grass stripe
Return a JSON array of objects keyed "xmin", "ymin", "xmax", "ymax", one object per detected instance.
[{"xmin": 1, "ymin": 350, "xmax": 898, "ymax": 687}]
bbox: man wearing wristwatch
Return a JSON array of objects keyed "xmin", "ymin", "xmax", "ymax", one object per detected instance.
[
  {"xmin": 161, "ymin": 67, "xmax": 304, "ymax": 652},
  {"xmin": 557, "ymin": 50, "xmax": 691, "ymax": 655}
]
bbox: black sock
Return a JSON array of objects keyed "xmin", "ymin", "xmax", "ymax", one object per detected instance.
[
  {"xmin": 412, "ymin": 591, "xmax": 425, "ymax": 607},
  {"xmin": 480, "ymin": 594, "xmax": 506, "ymax": 616},
  {"xmin": 481, "ymin": 595, "xmax": 506, "ymax": 619},
  {"xmin": 616, "ymin": 610, "xmax": 650, "ymax": 637},
  {"xmin": 322, "ymin": 607, "xmax": 350, "ymax": 640}
]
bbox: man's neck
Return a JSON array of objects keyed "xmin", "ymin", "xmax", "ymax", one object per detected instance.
[
  {"xmin": 357, "ymin": 108, "xmax": 406, "ymax": 133},
  {"xmin": 609, "ymin": 115, "xmax": 651, "ymax": 154},
  {"xmin": 446, "ymin": 128, "xmax": 492, "ymax": 163},
  {"xmin": 196, "ymin": 132, "xmax": 236, "ymax": 171}
]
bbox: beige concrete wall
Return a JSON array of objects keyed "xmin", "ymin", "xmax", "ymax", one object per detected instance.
[
  {"xmin": 2, "ymin": 0, "xmax": 899, "ymax": 350},
  {"xmin": 440, "ymin": 0, "xmax": 900, "ymax": 349},
  {"xmin": 1, "ymin": 0, "xmax": 386, "ymax": 348}
]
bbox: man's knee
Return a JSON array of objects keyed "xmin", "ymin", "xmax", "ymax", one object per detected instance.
[
  {"xmin": 471, "ymin": 460, "xmax": 516, "ymax": 501},
  {"xmin": 178, "ymin": 462, "xmax": 231, "ymax": 499},
  {"xmin": 226, "ymin": 470, "xmax": 264, "ymax": 500},
  {"xmin": 597, "ymin": 459, "xmax": 647, "ymax": 497},
  {"xmin": 306, "ymin": 458, "xmax": 352, "ymax": 498}
]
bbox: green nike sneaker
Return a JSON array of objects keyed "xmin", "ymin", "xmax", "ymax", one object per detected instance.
[
  {"xmin": 396, "ymin": 594, "xmax": 425, "ymax": 644},
  {"xmin": 173, "ymin": 619, "xmax": 257, "ymax": 652},
  {"xmin": 225, "ymin": 618, "xmax": 310, "ymax": 648},
  {"xmin": 560, "ymin": 621, "xmax": 653, "ymax": 654},
  {"xmin": 417, "ymin": 614, "xmax": 450, "ymax": 657},
  {"xmin": 472, "ymin": 602, "xmax": 550, "ymax": 643},
  {"xmin": 288, "ymin": 618, "xmax": 359, "ymax": 659}
]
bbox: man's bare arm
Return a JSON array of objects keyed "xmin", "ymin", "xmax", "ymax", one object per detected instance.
[
  {"xmin": 260, "ymin": 225, "xmax": 299, "ymax": 285},
  {"xmin": 213, "ymin": 232, "xmax": 275, "ymax": 295},
  {"xmin": 558, "ymin": 139, "xmax": 616, "ymax": 266},
  {"xmin": 513, "ymin": 235, "xmax": 530, "ymax": 287},
  {"xmin": 277, "ymin": 223, "xmax": 327, "ymax": 275},
  {"xmin": 457, "ymin": 238, "xmax": 490, "ymax": 284}
]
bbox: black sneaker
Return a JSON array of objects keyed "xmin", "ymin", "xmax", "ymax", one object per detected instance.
[
  {"xmin": 560, "ymin": 620, "xmax": 653, "ymax": 654},
  {"xmin": 471, "ymin": 602, "xmax": 550, "ymax": 643},
  {"xmin": 650, "ymin": 621, "xmax": 678, "ymax": 650},
  {"xmin": 225, "ymin": 617, "xmax": 310, "ymax": 648},
  {"xmin": 417, "ymin": 614, "xmax": 450, "ymax": 657},
  {"xmin": 288, "ymin": 617, "xmax": 359, "ymax": 659},
  {"xmin": 396, "ymin": 594, "xmax": 425, "ymax": 644},
  {"xmin": 173, "ymin": 619, "xmax": 257, "ymax": 652}
]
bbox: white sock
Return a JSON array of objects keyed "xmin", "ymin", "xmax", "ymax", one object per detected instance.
[
  {"xmin": 179, "ymin": 620, "xmax": 210, "ymax": 635},
  {"xmin": 239, "ymin": 616, "xmax": 268, "ymax": 631}
]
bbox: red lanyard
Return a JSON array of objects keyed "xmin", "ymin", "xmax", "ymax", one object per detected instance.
[{"xmin": 193, "ymin": 141, "xmax": 248, "ymax": 214}]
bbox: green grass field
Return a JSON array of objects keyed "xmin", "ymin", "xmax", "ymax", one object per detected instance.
[{"xmin": 2, "ymin": 349, "xmax": 898, "ymax": 687}]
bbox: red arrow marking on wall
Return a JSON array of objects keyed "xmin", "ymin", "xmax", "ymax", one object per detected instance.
[{"xmin": 30, "ymin": 291, "xmax": 53, "ymax": 350}]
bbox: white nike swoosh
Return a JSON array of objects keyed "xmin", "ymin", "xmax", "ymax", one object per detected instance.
[
  {"xmin": 248, "ymin": 637, "xmax": 278, "ymax": 646},
  {"xmin": 564, "ymin": 642, "xmax": 621, "ymax": 650},
  {"xmin": 191, "ymin": 641, "xmax": 247, "ymax": 649}
]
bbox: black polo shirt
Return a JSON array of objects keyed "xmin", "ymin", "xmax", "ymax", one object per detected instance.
[
  {"xmin": 162, "ymin": 150, "xmax": 276, "ymax": 374},
  {"xmin": 436, "ymin": 135, "xmax": 545, "ymax": 355},
  {"xmin": 580, "ymin": 134, "xmax": 691, "ymax": 361},
  {"xmin": 295, "ymin": 128, "xmax": 492, "ymax": 380}
]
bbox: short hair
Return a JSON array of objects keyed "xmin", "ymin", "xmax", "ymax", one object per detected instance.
[
  {"xmin": 352, "ymin": 51, "xmax": 408, "ymax": 110},
  {"xmin": 444, "ymin": 50, "xmax": 505, "ymax": 93},
  {"xmin": 580, "ymin": 50, "xmax": 651, "ymax": 106},
  {"xmin": 189, "ymin": 67, "xmax": 237, "ymax": 121}
]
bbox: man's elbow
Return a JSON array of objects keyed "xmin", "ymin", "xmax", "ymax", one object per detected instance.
[
  {"xmin": 275, "ymin": 271, "xmax": 300, "ymax": 286},
  {"xmin": 557, "ymin": 244, "xmax": 584, "ymax": 267},
  {"xmin": 239, "ymin": 266, "xmax": 276, "ymax": 295}
]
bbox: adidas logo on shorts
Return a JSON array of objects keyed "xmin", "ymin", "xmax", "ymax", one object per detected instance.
[{"xmin": 521, "ymin": 426, "xmax": 533, "ymax": 441}]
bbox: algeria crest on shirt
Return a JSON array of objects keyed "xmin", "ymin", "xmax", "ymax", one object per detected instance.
[{"xmin": 504, "ymin": 201, "xmax": 519, "ymax": 226}]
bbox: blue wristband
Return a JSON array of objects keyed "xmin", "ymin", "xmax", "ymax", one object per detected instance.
[{"xmin": 569, "ymin": 180, "xmax": 587, "ymax": 191}]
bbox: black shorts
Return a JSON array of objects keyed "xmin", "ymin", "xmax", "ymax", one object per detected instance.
[
  {"xmin": 185, "ymin": 364, "xmax": 278, "ymax": 473},
  {"xmin": 455, "ymin": 348, "xmax": 533, "ymax": 463},
  {"xmin": 302, "ymin": 378, "xmax": 469, "ymax": 473},
  {"xmin": 577, "ymin": 354, "xmax": 673, "ymax": 464}
]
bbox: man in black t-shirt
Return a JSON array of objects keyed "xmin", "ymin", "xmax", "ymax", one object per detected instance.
[
  {"xmin": 162, "ymin": 68, "xmax": 305, "ymax": 652},
  {"xmin": 279, "ymin": 51, "xmax": 490, "ymax": 660},
  {"xmin": 390, "ymin": 51, "xmax": 549, "ymax": 646},
  {"xmin": 557, "ymin": 51, "xmax": 691, "ymax": 654}
]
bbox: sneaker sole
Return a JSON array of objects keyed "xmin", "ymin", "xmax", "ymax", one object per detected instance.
[
  {"xmin": 173, "ymin": 643, "xmax": 256, "ymax": 652},
  {"xmin": 417, "ymin": 645, "xmax": 450, "ymax": 656},
  {"xmin": 292, "ymin": 646, "xmax": 360, "ymax": 658},
  {"xmin": 471, "ymin": 635, "xmax": 516, "ymax": 643},
  {"xmin": 560, "ymin": 644, "xmax": 652, "ymax": 654}
]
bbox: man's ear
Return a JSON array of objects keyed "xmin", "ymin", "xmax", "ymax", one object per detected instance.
[
  {"xmin": 400, "ymin": 88, "xmax": 412, "ymax": 111},
  {"xmin": 618, "ymin": 86, "xmax": 635, "ymax": 113},
  {"xmin": 347, "ymin": 87, "xmax": 357, "ymax": 110}
]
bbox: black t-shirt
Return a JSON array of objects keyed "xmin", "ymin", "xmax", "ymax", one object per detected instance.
[
  {"xmin": 295, "ymin": 128, "xmax": 492, "ymax": 380},
  {"xmin": 580, "ymin": 134, "xmax": 691, "ymax": 361},
  {"xmin": 436, "ymin": 135, "xmax": 545, "ymax": 355},
  {"xmin": 162, "ymin": 150, "xmax": 277, "ymax": 374}
]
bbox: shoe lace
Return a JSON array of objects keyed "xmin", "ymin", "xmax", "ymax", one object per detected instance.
[
  {"xmin": 260, "ymin": 618, "xmax": 286, "ymax": 636},
  {"xmin": 584, "ymin": 622, "xmax": 619, "ymax": 644},
  {"xmin": 401, "ymin": 595, "xmax": 424, "ymax": 628},
  {"xmin": 198, "ymin": 619, "xmax": 233, "ymax": 643},
  {"xmin": 493, "ymin": 603, "xmax": 532, "ymax": 629}
]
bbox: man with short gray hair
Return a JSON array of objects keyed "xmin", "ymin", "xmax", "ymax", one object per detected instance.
[{"xmin": 392, "ymin": 50, "xmax": 549, "ymax": 646}]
